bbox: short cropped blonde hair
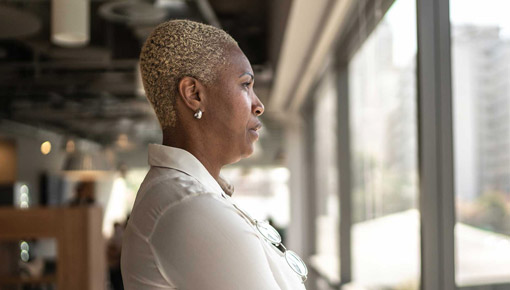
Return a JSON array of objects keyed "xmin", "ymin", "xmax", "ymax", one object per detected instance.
[{"xmin": 140, "ymin": 20, "xmax": 237, "ymax": 129}]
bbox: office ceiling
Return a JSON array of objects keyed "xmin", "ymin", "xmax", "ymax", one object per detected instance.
[{"xmin": 0, "ymin": 0, "xmax": 290, "ymax": 163}]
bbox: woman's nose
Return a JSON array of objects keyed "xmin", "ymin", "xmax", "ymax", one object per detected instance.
[{"xmin": 253, "ymin": 94, "xmax": 264, "ymax": 116}]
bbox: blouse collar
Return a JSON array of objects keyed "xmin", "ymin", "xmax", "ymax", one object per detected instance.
[{"xmin": 148, "ymin": 144, "xmax": 226, "ymax": 197}]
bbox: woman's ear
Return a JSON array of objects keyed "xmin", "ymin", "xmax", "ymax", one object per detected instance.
[{"xmin": 178, "ymin": 77, "xmax": 205, "ymax": 112}]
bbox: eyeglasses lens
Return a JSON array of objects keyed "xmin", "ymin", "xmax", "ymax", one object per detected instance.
[
  {"xmin": 256, "ymin": 221, "xmax": 308, "ymax": 282},
  {"xmin": 256, "ymin": 221, "xmax": 281, "ymax": 244},
  {"xmin": 285, "ymin": 250, "xmax": 308, "ymax": 277}
]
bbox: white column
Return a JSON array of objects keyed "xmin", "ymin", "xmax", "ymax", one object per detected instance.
[{"xmin": 285, "ymin": 117, "xmax": 308, "ymax": 255}]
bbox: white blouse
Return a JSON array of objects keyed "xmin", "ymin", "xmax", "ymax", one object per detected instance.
[{"xmin": 121, "ymin": 144, "xmax": 307, "ymax": 290}]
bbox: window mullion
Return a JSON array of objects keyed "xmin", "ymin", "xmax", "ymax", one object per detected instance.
[{"xmin": 416, "ymin": 0, "xmax": 456, "ymax": 289}]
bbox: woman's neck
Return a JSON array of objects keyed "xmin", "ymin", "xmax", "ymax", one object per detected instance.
[{"xmin": 162, "ymin": 129, "xmax": 222, "ymax": 180}]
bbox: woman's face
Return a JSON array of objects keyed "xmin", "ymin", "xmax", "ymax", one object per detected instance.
[{"xmin": 203, "ymin": 45, "xmax": 264, "ymax": 164}]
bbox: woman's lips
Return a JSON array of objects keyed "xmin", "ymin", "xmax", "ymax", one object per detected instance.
[
  {"xmin": 249, "ymin": 128, "xmax": 259, "ymax": 139},
  {"xmin": 248, "ymin": 122, "xmax": 262, "ymax": 139},
  {"xmin": 251, "ymin": 122, "xmax": 262, "ymax": 131},
  {"xmin": 249, "ymin": 124, "xmax": 261, "ymax": 138}
]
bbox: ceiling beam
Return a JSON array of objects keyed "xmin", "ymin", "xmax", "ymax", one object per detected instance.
[
  {"xmin": 289, "ymin": 0, "xmax": 356, "ymax": 112},
  {"xmin": 270, "ymin": 0, "xmax": 357, "ymax": 113},
  {"xmin": 196, "ymin": 0, "xmax": 222, "ymax": 28},
  {"xmin": 269, "ymin": 0, "xmax": 332, "ymax": 113}
]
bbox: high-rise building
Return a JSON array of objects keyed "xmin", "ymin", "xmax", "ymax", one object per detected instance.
[{"xmin": 453, "ymin": 25, "xmax": 510, "ymax": 200}]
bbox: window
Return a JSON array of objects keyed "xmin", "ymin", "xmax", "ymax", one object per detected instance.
[
  {"xmin": 451, "ymin": 0, "xmax": 510, "ymax": 286},
  {"xmin": 348, "ymin": 0, "xmax": 420, "ymax": 288}
]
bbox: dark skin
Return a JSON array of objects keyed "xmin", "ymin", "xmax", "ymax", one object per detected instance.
[{"xmin": 162, "ymin": 44, "xmax": 264, "ymax": 194}]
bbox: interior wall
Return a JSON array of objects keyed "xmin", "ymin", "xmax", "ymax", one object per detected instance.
[
  {"xmin": 0, "ymin": 139, "xmax": 17, "ymax": 185},
  {"xmin": 0, "ymin": 121, "xmax": 66, "ymax": 205}
]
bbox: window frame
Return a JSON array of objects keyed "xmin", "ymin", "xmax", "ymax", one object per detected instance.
[
  {"xmin": 309, "ymin": 0, "xmax": 455, "ymax": 288},
  {"xmin": 305, "ymin": 0, "xmax": 510, "ymax": 289}
]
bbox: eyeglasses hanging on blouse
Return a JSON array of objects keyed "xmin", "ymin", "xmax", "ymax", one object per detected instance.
[{"xmin": 220, "ymin": 192, "xmax": 308, "ymax": 284}]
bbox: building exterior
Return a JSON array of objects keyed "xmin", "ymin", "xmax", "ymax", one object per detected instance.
[{"xmin": 453, "ymin": 25, "xmax": 510, "ymax": 200}]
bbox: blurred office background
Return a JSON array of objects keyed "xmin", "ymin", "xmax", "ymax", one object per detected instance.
[{"xmin": 0, "ymin": 0, "xmax": 509, "ymax": 289}]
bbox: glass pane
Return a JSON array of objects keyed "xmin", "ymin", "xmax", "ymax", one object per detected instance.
[
  {"xmin": 451, "ymin": 0, "xmax": 510, "ymax": 286},
  {"xmin": 348, "ymin": 0, "xmax": 420, "ymax": 288}
]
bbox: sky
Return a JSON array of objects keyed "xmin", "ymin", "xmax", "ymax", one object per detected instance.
[
  {"xmin": 450, "ymin": 0, "xmax": 510, "ymax": 30},
  {"xmin": 376, "ymin": 0, "xmax": 510, "ymax": 67}
]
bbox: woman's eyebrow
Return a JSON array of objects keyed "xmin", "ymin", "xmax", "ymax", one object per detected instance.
[{"xmin": 239, "ymin": 72, "xmax": 254, "ymax": 81}]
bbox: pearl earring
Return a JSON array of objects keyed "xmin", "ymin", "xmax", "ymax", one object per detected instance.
[{"xmin": 194, "ymin": 109, "xmax": 202, "ymax": 119}]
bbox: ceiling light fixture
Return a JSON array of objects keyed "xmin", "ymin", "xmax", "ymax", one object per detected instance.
[
  {"xmin": 135, "ymin": 62, "xmax": 146, "ymax": 98},
  {"xmin": 62, "ymin": 150, "xmax": 112, "ymax": 180},
  {"xmin": 155, "ymin": 0, "xmax": 187, "ymax": 9},
  {"xmin": 66, "ymin": 140, "xmax": 76, "ymax": 153},
  {"xmin": 0, "ymin": 5, "xmax": 41, "ymax": 39},
  {"xmin": 51, "ymin": 0, "xmax": 90, "ymax": 47},
  {"xmin": 99, "ymin": 0, "xmax": 167, "ymax": 25},
  {"xmin": 40, "ymin": 141, "xmax": 52, "ymax": 155}
]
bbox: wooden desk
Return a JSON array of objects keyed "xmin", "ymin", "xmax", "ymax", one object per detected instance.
[{"xmin": 0, "ymin": 206, "xmax": 105, "ymax": 290}]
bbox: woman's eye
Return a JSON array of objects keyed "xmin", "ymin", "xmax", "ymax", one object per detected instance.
[{"xmin": 243, "ymin": 82, "xmax": 252, "ymax": 89}]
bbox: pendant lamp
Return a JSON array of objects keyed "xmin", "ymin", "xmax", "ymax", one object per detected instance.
[
  {"xmin": 0, "ymin": 5, "xmax": 41, "ymax": 39},
  {"xmin": 62, "ymin": 150, "xmax": 112, "ymax": 180},
  {"xmin": 51, "ymin": 0, "xmax": 90, "ymax": 47}
]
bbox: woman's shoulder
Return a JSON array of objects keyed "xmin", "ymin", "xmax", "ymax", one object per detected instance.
[
  {"xmin": 146, "ymin": 194, "xmax": 285, "ymax": 290},
  {"xmin": 128, "ymin": 167, "xmax": 220, "ymax": 236},
  {"xmin": 148, "ymin": 193, "xmax": 259, "ymax": 254}
]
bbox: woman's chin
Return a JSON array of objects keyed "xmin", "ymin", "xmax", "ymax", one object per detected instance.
[
  {"xmin": 226, "ymin": 142, "xmax": 255, "ymax": 165},
  {"xmin": 239, "ymin": 144, "xmax": 255, "ymax": 160},
  {"xmin": 238, "ymin": 149, "xmax": 253, "ymax": 161}
]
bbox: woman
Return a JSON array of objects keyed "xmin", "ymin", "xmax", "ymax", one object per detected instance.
[{"xmin": 121, "ymin": 20, "xmax": 307, "ymax": 290}]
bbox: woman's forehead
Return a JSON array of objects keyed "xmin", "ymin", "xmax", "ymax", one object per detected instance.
[{"xmin": 225, "ymin": 45, "xmax": 253, "ymax": 76}]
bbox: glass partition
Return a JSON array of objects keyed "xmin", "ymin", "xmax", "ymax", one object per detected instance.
[
  {"xmin": 451, "ymin": 0, "xmax": 510, "ymax": 286},
  {"xmin": 348, "ymin": 0, "xmax": 420, "ymax": 288}
]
